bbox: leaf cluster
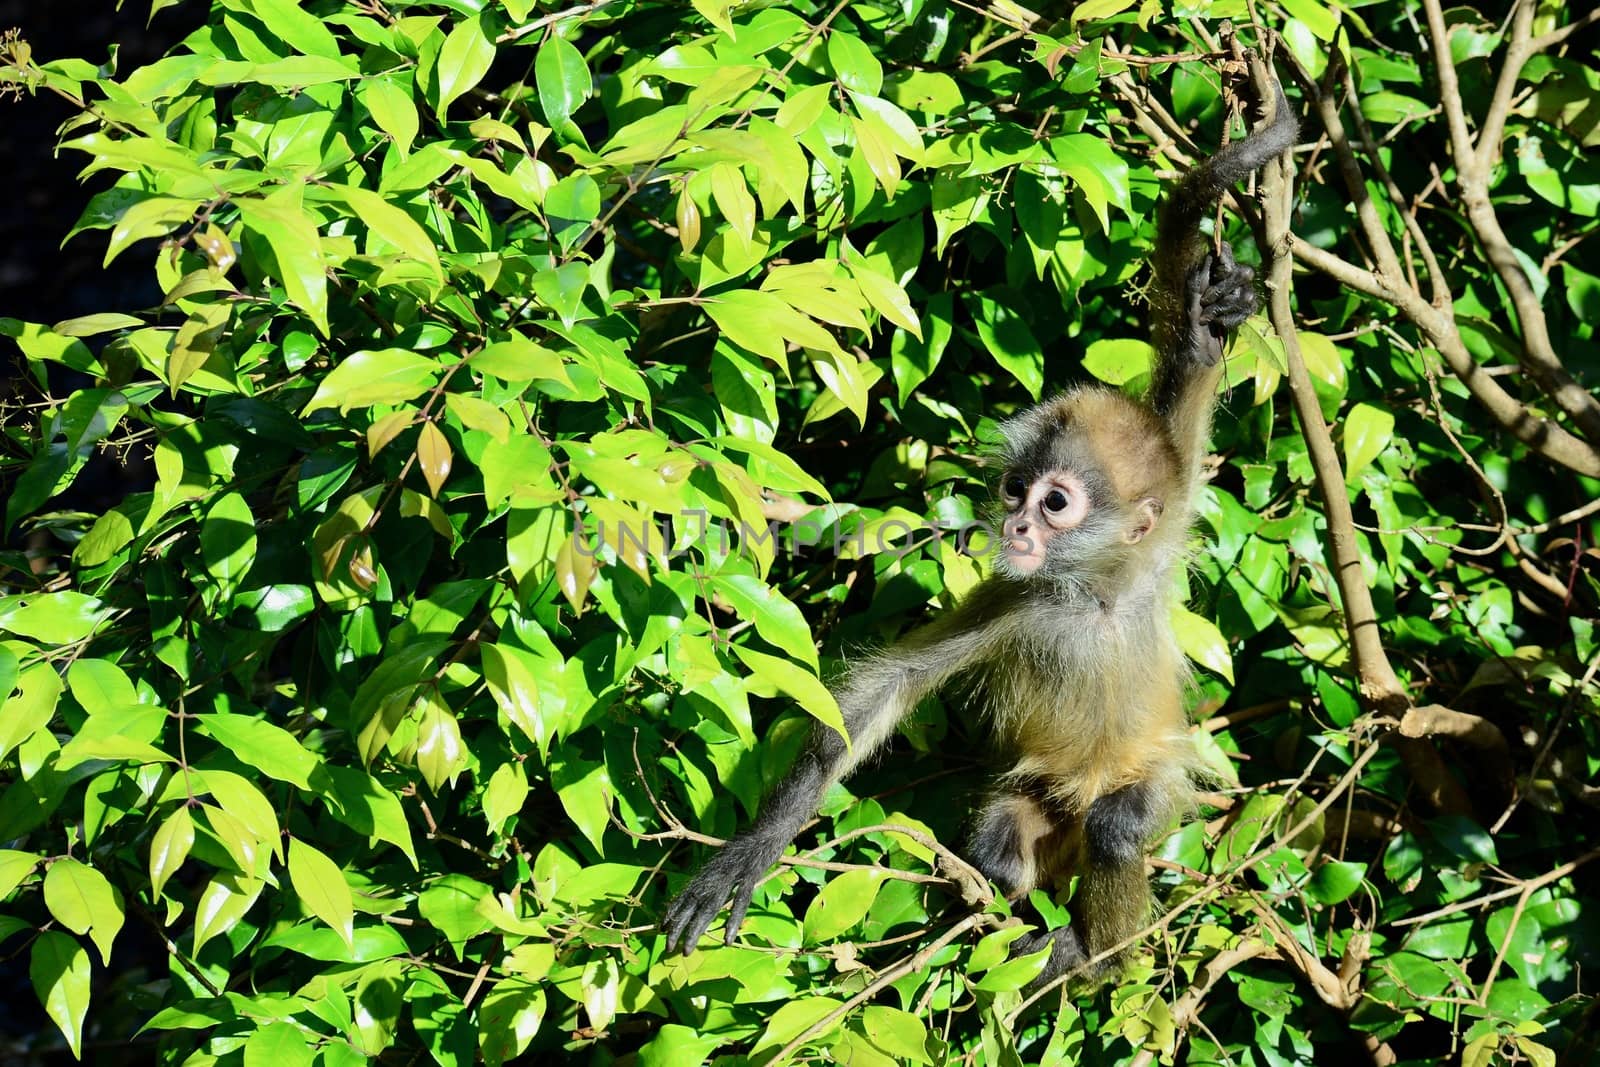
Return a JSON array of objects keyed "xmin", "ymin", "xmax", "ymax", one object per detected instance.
[{"xmin": 1, "ymin": 1, "xmax": 1597, "ymax": 1065}]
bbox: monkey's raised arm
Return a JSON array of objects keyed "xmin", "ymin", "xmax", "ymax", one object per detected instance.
[
  {"xmin": 661, "ymin": 594, "xmax": 1002, "ymax": 955},
  {"xmin": 1148, "ymin": 76, "xmax": 1297, "ymax": 480}
]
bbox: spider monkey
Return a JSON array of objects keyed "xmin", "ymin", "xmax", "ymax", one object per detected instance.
[{"xmin": 663, "ymin": 69, "xmax": 1297, "ymax": 986}]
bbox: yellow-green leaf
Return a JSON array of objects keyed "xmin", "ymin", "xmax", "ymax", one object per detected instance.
[
  {"xmin": 30, "ymin": 932, "xmax": 90, "ymax": 1058},
  {"xmin": 1343, "ymin": 402, "xmax": 1395, "ymax": 482},
  {"xmin": 193, "ymin": 874, "xmax": 265, "ymax": 956},
  {"xmin": 288, "ymin": 838, "xmax": 354, "ymax": 949},
  {"xmin": 433, "ymin": 14, "xmax": 495, "ymax": 122},
  {"xmin": 319, "ymin": 185, "xmax": 444, "ymax": 282},
  {"xmin": 1172, "ymin": 605, "xmax": 1234, "ymax": 684},
  {"xmin": 149, "ymin": 807, "xmax": 194, "ymax": 900},
  {"xmin": 415, "ymin": 690, "xmax": 466, "ymax": 792},
  {"xmin": 236, "ymin": 186, "xmax": 328, "ymax": 336},
  {"xmin": 301, "ymin": 348, "xmax": 440, "ymax": 415},
  {"xmin": 43, "ymin": 858, "xmax": 124, "ymax": 966},
  {"xmin": 416, "ymin": 420, "xmax": 453, "ymax": 497},
  {"xmin": 733, "ymin": 644, "xmax": 845, "ymax": 740}
]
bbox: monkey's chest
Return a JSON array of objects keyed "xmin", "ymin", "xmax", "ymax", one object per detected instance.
[{"xmin": 979, "ymin": 643, "xmax": 1186, "ymax": 805}]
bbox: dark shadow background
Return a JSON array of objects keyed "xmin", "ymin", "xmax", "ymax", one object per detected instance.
[{"xmin": 1, "ymin": 5, "xmax": 201, "ymax": 1062}]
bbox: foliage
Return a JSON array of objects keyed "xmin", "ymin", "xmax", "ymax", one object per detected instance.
[{"xmin": 1, "ymin": 1, "xmax": 1598, "ymax": 1064}]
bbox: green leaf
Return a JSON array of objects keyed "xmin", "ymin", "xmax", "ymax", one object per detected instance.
[
  {"xmin": 551, "ymin": 754, "xmax": 612, "ymax": 854},
  {"xmin": 363, "ymin": 74, "xmax": 420, "ymax": 155},
  {"xmin": 0, "ymin": 850, "xmax": 41, "ymax": 901},
  {"xmin": 849, "ymin": 259, "xmax": 922, "ymax": 338},
  {"xmin": 0, "ymin": 662, "xmax": 61, "ymax": 764},
  {"xmin": 1072, "ymin": 0, "xmax": 1138, "ymax": 22},
  {"xmin": 751, "ymin": 997, "xmax": 846, "ymax": 1058},
  {"xmin": 474, "ymin": 334, "xmax": 572, "ymax": 385},
  {"xmin": 536, "ymin": 35, "xmax": 592, "ymax": 142},
  {"xmin": 1343, "ymin": 403, "xmax": 1395, "ymax": 482},
  {"xmin": 1280, "ymin": 0, "xmax": 1341, "ymax": 41},
  {"xmin": 638, "ymin": 1024, "xmax": 725, "ymax": 1067},
  {"xmin": 149, "ymin": 806, "xmax": 195, "ymax": 900},
  {"xmin": 804, "ymin": 868, "xmax": 890, "ymax": 941},
  {"xmin": 710, "ymin": 574, "xmax": 818, "ymax": 669},
  {"xmin": 483, "ymin": 762, "xmax": 530, "ymax": 836},
  {"xmin": 481, "ymin": 642, "xmax": 552, "ymax": 753},
  {"xmin": 5, "ymin": 387, "xmax": 129, "ymax": 529},
  {"xmin": 242, "ymin": 0, "xmax": 343, "ymax": 58},
  {"xmin": 862, "ymin": 1006, "xmax": 930, "ymax": 1063},
  {"xmin": 66, "ymin": 658, "xmax": 137, "ymax": 714},
  {"xmin": 733, "ymin": 644, "xmax": 845, "ymax": 740},
  {"xmin": 1306, "ymin": 859, "xmax": 1365, "ymax": 904},
  {"xmin": 415, "ymin": 690, "xmax": 466, "ymax": 792},
  {"xmin": 970, "ymin": 295, "xmax": 1044, "ymax": 400},
  {"xmin": 193, "ymin": 874, "xmax": 265, "ymax": 956},
  {"xmin": 1428, "ymin": 814, "xmax": 1498, "ymax": 865},
  {"xmin": 0, "ymin": 590, "xmax": 111, "ymax": 644},
  {"xmin": 52, "ymin": 312, "xmax": 144, "ymax": 336},
  {"xmin": 826, "ymin": 31, "xmax": 882, "ymax": 96},
  {"xmin": 417, "ymin": 874, "xmax": 494, "ymax": 952},
  {"xmin": 433, "ymin": 15, "xmax": 495, "ymax": 123},
  {"xmin": 237, "ymin": 186, "xmax": 329, "ymax": 336},
  {"xmin": 479, "ymin": 977, "xmax": 546, "ymax": 1067},
  {"xmin": 243, "ymin": 1020, "xmax": 318, "ymax": 1067},
  {"xmin": 289, "ymin": 838, "xmax": 355, "ymax": 949},
  {"xmin": 201, "ymin": 491, "xmax": 257, "ymax": 591},
  {"xmin": 30, "ymin": 931, "xmax": 90, "ymax": 1058},
  {"xmin": 318, "ymin": 185, "xmax": 444, "ymax": 281},
  {"xmin": 1082, "ymin": 338, "xmax": 1153, "ymax": 386},
  {"xmin": 1297, "ymin": 332, "xmax": 1348, "ymax": 396},
  {"xmin": 1172, "ymin": 605, "xmax": 1234, "ymax": 683},
  {"xmin": 197, "ymin": 712, "xmax": 321, "ymax": 790},
  {"xmin": 43, "ymin": 858, "xmax": 124, "ymax": 966},
  {"xmin": 301, "ymin": 348, "xmax": 441, "ymax": 415}
]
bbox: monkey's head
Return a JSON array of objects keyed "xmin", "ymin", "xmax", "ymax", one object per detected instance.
[{"xmin": 992, "ymin": 391, "xmax": 1180, "ymax": 584}]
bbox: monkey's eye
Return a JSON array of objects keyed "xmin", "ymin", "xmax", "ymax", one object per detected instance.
[
  {"xmin": 1043, "ymin": 489, "xmax": 1069, "ymax": 513},
  {"xmin": 1003, "ymin": 475, "xmax": 1027, "ymax": 500}
]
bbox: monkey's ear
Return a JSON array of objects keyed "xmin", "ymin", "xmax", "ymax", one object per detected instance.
[{"xmin": 1124, "ymin": 497, "xmax": 1164, "ymax": 543}]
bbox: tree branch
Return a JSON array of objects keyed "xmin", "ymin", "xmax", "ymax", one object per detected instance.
[{"xmin": 1421, "ymin": 0, "xmax": 1600, "ymax": 443}]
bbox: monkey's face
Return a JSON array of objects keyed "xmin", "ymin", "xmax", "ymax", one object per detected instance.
[{"xmin": 997, "ymin": 469, "xmax": 1092, "ymax": 575}]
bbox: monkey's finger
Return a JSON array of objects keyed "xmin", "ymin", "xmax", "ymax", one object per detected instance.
[
  {"xmin": 1212, "ymin": 241, "xmax": 1239, "ymax": 276},
  {"xmin": 1203, "ymin": 289, "xmax": 1259, "ymax": 326},
  {"xmin": 1201, "ymin": 266, "xmax": 1254, "ymax": 305},
  {"xmin": 723, "ymin": 884, "xmax": 755, "ymax": 945},
  {"xmin": 662, "ymin": 886, "xmax": 720, "ymax": 955}
]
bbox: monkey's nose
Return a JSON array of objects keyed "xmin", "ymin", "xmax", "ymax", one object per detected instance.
[{"xmin": 1011, "ymin": 520, "xmax": 1030, "ymax": 536}]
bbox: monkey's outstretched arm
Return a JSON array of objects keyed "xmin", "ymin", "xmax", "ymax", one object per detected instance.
[{"xmin": 661, "ymin": 594, "xmax": 1002, "ymax": 955}]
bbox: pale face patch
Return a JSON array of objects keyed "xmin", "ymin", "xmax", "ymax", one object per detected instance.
[{"xmin": 999, "ymin": 469, "xmax": 1091, "ymax": 574}]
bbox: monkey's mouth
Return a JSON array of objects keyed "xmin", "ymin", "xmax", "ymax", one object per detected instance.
[{"xmin": 1002, "ymin": 537, "xmax": 1046, "ymax": 574}]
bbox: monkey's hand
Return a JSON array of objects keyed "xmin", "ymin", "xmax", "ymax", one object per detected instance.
[
  {"xmin": 1181, "ymin": 241, "xmax": 1258, "ymax": 367},
  {"xmin": 661, "ymin": 833, "xmax": 781, "ymax": 954}
]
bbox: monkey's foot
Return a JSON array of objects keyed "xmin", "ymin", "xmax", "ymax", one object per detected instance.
[
  {"xmin": 1197, "ymin": 241, "xmax": 1258, "ymax": 330},
  {"xmin": 1013, "ymin": 925, "xmax": 1089, "ymax": 990},
  {"xmin": 660, "ymin": 836, "xmax": 776, "ymax": 955},
  {"xmin": 1181, "ymin": 241, "xmax": 1259, "ymax": 365}
]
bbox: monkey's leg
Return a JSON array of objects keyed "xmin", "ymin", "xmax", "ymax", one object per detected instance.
[
  {"xmin": 969, "ymin": 790, "xmax": 1091, "ymax": 982},
  {"xmin": 967, "ymin": 790, "xmax": 1067, "ymax": 897},
  {"xmin": 1070, "ymin": 780, "xmax": 1163, "ymax": 973},
  {"xmin": 1005, "ymin": 781, "xmax": 1168, "ymax": 988}
]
